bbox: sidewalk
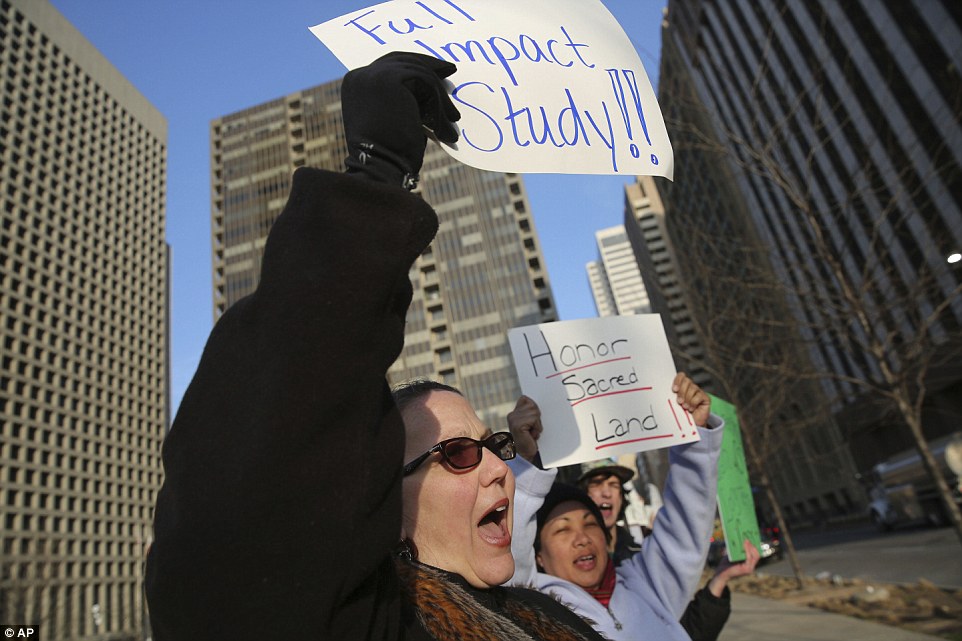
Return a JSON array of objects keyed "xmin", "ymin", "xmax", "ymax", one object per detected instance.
[{"xmin": 718, "ymin": 593, "xmax": 942, "ymax": 641}]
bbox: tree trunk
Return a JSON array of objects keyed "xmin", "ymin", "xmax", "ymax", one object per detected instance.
[{"xmin": 742, "ymin": 429, "xmax": 805, "ymax": 589}]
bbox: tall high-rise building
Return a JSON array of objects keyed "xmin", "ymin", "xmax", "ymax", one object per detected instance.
[
  {"xmin": 584, "ymin": 225, "xmax": 660, "ymax": 486},
  {"xmin": 623, "ymin": 177, "xmax": 712, "ymax": 393},
  {"xmin": 586, "ymin": 260, "xmax": 616, "ymax": 318},
  {"xmin": 657, "ymin": 0, "xmax": 962, "ymax": 524},
  {"xmin": 585, "ymin": 178, "xmax": 714, "ymax": 488},
  {"xmin": 210, "ymin": 78, "xmax": 557, "ymax": 426},
  {"xmin": 0, "ymin": 0, "xmax": 168, "ymax": 637},
  {"xmin": 585, "ymin": 225, "xmax": 651, "ymax": 317}
]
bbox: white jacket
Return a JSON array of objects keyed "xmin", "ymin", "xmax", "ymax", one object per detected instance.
[{"xmin": 508, "ymin": 418, "xmax": 723, "ymax": 641}]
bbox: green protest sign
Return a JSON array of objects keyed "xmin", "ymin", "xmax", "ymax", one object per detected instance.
[{"xmin": 709, "ymin": 394, "xmax": 760, "ymax": 562}]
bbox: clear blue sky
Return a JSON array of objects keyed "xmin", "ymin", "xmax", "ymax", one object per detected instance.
[{"xmin": 48, "ymin": 0, "xmax": 667, "ymax": 415}]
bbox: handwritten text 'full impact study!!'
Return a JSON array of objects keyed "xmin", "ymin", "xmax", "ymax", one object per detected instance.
[{"xmin": 341, "ymin": 1, "xmax": 659, "ymax": 172}]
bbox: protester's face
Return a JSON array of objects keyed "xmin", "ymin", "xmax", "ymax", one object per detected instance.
[
  {"xmin": 401, "ymin": 390, "xmax": 515, "ymax": 588},
  {"xmin": 584, "ymin": 474, "xmax": 623, "ymax": 530},
  {"xmin": 536, "ymin": 500, "xmax": 608, "ymax": 590}
]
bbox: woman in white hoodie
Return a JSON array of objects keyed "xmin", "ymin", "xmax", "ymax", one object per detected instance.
[{"xmin": 506, "ymin": 377, "xmax": 723, "ymax": 641}]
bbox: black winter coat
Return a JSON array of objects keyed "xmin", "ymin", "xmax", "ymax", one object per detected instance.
[{"xmin": 145, "ymin": 168, "xmax": 602, "ymax": 641}]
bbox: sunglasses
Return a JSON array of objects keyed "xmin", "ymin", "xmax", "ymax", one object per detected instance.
[{"xmin": 403, "ymin": 432, "xmax": 516, "ymax": 476}]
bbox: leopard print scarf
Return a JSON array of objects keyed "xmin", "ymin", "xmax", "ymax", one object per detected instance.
[{"xmin": 395, "ymin": 558, "xmax": 597, "ymax": 641}]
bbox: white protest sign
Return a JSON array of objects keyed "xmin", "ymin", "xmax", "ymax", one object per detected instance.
[
  {"xmin": 309, "ymin": 0, "xmax": 672, "ymax": 177},
  {"xmin": 508, "ymin": 315, "xmax": 698, "ymax": 468}
]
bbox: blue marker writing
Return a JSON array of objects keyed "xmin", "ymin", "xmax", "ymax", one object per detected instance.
[
  {"xmin": 343, "ymin": 0, "xmax": 475, "ymax": 45},
  {"xmin": 415, "ymin": 25, "xmax": 594, "ymax": 87},
  {"xmin": 452, "ymin": 81, "xmax": 504, "ymax": 152},
  {"xmin": 453, "ymin": 82, "xmax": 620, "ymax": 171},
  {"xmin": 607, "ymin": 68, "xmax": 656, "ymax": 164}
]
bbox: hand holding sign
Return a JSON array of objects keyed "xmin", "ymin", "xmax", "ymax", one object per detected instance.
[
  {"xmin": 506, "ymin": 395, "xmax": 543, "ymax": 462},
  {"xmin": 672, "ymin": 372, "xmax": 711, "ymax": 428},
  {"xmin": 508, "ymin": 316, "xmax": 700, "ymax": 468},
  {"xmin": 310, "ymin": 0, "xmax": 673, "ymax": 177},
  {"xmin": 342, "ymin": 51, "xmax": 461, "ymax": 187},
  {"xmin": 709, "ymin": 539, "xmax": 760, "ymax": 596}
]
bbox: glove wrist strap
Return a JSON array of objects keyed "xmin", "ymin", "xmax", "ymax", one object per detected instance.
[{"xmin": 345, "ymin": 142, "xmax": 421, "ymax": 191}]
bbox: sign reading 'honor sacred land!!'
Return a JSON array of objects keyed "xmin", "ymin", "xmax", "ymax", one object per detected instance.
[
  {"xmin": 508, "ymin": 316, "xmax": 698, "ymax": 469},
  {"xmin": 310, "ymin": 0, "xmax": 673, "ymax": 177}
]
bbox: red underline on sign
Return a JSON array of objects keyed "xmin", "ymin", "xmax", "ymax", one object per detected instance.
[
  {"xmin": 596, "ymin": 433, "xmax": 673, "ymax": 450},
  {"xmin": 546, "ymin": 356, "xmax": 633, "ymax": 379},
  {"xmin": 570, "ymin": 387, "xmax": 653, "ymax": 407}
]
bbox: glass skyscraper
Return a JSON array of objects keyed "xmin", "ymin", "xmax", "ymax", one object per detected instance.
[{"xmin": 656, "ymin": 0, "xmax": 962, "ymax": 523}]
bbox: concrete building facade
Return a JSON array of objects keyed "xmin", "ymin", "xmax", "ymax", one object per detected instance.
[
  {"xmin": 586, "ymin": 260, "xmax": 616, "ymax": 318},
  {"xmin": 586, "ymin": 225, "xmax": 651, "ymax": 318},
  {"xmin": 0, "ymin": 0, "xmax": 168, "ymax": 637},
  {"xmin": 584, "ymin": 178, "xmax": 715, "ymax": 490},
  {"xmin": 210, "ymin": 78, "xmax": 557, "ymax": 426},
  {"xmin": 623, "ymin": 177, "xmax": 712, "ymax": 393}
]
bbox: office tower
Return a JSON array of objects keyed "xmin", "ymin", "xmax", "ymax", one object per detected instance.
[
  {"xmin": 210, "ymin": 79, "xmax": 557, "ymax": 426},
  {"xmin": 585, "ymin": 225, "xmax": 651, "ymax": 317},
  {"xmin": 0, "ymin": 0, "xmax": 168, "ymax": 638},
  {"xmin": 589, "ymin": 219, "xmax": 671, "ymax": 489},
  {"xmin": 657, "ymin": 0, "xmax": 962, "ymax": 524},
  {"xmin": 586, "ymin": 178, "xmax": 713, "ymax": 488},
  {"xmin": 621, "ymin": 176, "xmax": 713, "ymax": 491},
  {"xmin": 586, "ymin": 260, "xmax": 616, "ymax": 318},
  {"xmin": 623, "ymin": 176, "xmax": 712, "ymax": 392}
]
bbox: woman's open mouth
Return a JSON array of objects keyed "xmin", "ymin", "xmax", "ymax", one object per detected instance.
[
  {"xmin": 477, "ymin": 499, "xmax": 511, "ymax": 547},
  {"xmin": 574, "ymin": 554, "xmax": 596, "ymax": 571}
]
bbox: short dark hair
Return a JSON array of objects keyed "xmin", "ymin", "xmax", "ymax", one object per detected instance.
[
  {"xmin": 578, "ymin": 471, "xmax": 630, "ymax": 521},
  {"xmin": 391, "ymin": 379, "xmax": 462, "ymax": 411}
]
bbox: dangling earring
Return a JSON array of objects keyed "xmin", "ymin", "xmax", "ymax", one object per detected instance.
[{"xmin": 395, "ymin": 538, "xmax": 419, "ymax": 562}]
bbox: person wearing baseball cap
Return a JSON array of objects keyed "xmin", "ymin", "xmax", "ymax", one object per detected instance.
[{"xmin": 576, "ymin": 458, "xmax": 639, "ymax": 563}]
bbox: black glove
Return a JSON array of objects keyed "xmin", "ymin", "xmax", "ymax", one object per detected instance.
[{"xmin": 341, "ymin": 52, "xmax": 460, "ymax": 190}]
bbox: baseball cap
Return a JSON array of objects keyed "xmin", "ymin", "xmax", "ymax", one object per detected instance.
[{"xmin": 576, "ymin": 458, "xmax": 634, "ymax": 486}]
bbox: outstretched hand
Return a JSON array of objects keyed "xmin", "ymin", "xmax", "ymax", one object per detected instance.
[
  {"xmin": 507, "ymin": 395, "xmax": 542, "ymax": 462},
  {"xmin": 672, "ymin": 372, "xmax": 711, "ymax": 427},
  {"xmin": 708, "ymin": 539, "xmax": 760, "ymax": 597}
]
